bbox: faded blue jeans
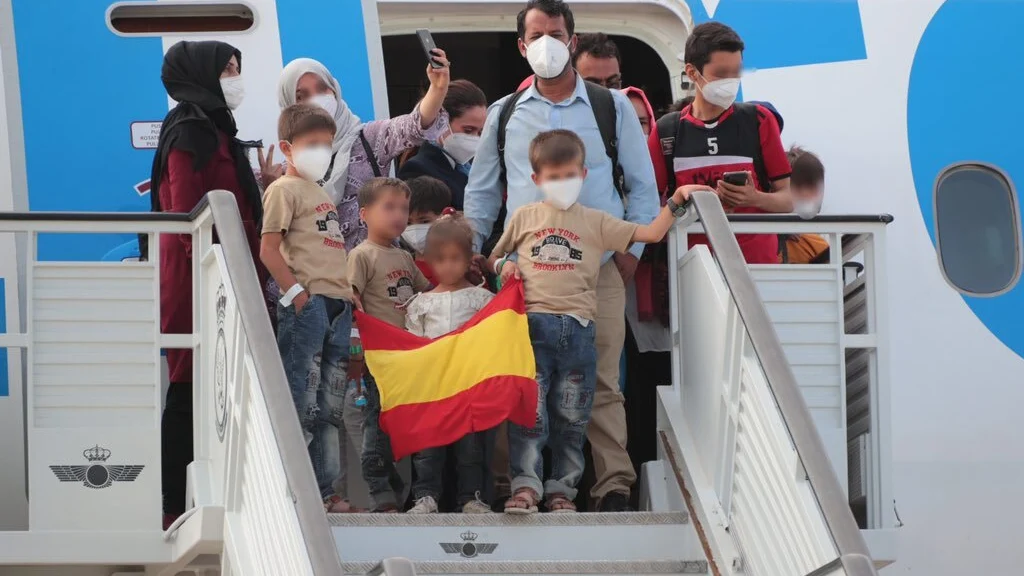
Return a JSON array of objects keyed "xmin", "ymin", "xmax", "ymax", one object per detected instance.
[
  {"xmin": 509, "ymin": 313, "xmax": 597, "ymax": 501},
  {"xmin": 277, "ymin": 294, "xmax": 351, "ymax": 499}
]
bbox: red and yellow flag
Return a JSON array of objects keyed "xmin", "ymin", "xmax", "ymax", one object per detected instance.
[{"xmin": 355, "ymin": 279, "xmax": 538, "ymax": 459}]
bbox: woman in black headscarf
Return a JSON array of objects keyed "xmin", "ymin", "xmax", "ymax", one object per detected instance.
[{"xmin": 154, "ymin": 40, "xmax": 266, "ymax": 529}]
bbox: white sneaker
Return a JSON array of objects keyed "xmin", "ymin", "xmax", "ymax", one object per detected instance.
[
  {"xmin": 462, "ymin": 493, "xmax": 493, "ymax": 514},
  {"xmin": 407, "ymin": 496, "xmax": 438, "ymax": 514}
]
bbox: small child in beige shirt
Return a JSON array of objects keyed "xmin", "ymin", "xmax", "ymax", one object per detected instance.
[
  {"xmin": 490, "ymin": 129, "xmax": 709, "ymax": 514},
  {"xmin": 259, "ymin": 103, "xmax": 357, "ymax": 513},
  {"xmin": 347, "ymin": 177, "xmax": 430, "ymax": 512}
]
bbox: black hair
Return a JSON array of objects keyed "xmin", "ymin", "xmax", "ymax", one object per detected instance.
[
  {"xmin": 684, "ymin": 22, "xmax": 745, "ymax": 74},
  {"xmin": 662, "ymin": 96, "xmax": 694, "ymax": 116},
  {"xmin": 572, "ymin": 32, "xmax": 619, "ymax": 67},
  {"xmin": 516, "ymin": 0, "xmax": 575, "ymax": 39},
  {"xmin": 407, "ymin": 176, "xmax": 452, "ymax": 215},
  {"xmin": 443, "ymin": 80, "xmax": 488, "ymax": 120}
]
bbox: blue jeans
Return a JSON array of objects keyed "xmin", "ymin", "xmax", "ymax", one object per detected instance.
[
  {"xmin": 412, "ymin": 432, "xmax": 488, "ymax": 506},
  {"xmin": 509, "ymin": 313, "xmax": 597, "ymax": 501},
  {"xmin": 277, "ymin": 295, "xmax": 351, "ymax": 499},
  {"xmin": 360, "ymin": 373, "xmax": 405, "ymax": 510}
]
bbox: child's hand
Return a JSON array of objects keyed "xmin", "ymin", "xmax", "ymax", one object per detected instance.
[
  {"xmin": 293, "ymin": 291, "xmax": 309, "ymax": 313},
  {"xmin": 352, "ymin": 293, "xmax": 364, "ymax": 312},
  {"xmin": 499, "ymin": 260, "xmax": 521, "ymax": 284},
  {"xmin": 347, "ymin": 336, "xmax": 364, "ymax": 382},
  {"xmin": 673, "ymin": 184, "xmax": 713, "ymax": 205}
]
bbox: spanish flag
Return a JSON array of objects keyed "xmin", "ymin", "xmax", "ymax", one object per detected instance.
[{"xmin": 355, "ymin": 279, "xmax": 538, "ymax": 459}]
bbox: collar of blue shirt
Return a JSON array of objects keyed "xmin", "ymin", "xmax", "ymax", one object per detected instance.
[{"xmin": 521, "ymin": 73, "xmax": 591, "ymax": 107}]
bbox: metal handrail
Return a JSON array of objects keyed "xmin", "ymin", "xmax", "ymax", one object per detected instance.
[
  {"xmin": 202, "ymin": 191, "xmax": 344, "ymax": 574},
  {"xmin": 0, "ymin": 194, "xmax": 344, "ymax": 573},
  {"xmin": 685, "ymin": 191, "xmax": 879, "ymax": 576}
]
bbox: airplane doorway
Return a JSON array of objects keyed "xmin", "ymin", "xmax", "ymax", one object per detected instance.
[{"xmin": 382, "ymin": 32, "xmax": 673, "ymax": 114}]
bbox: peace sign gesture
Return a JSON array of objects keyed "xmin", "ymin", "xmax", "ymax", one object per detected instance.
[{"xmin": 258, "ymin": 144, "xmax": 285, "ymax": 189}]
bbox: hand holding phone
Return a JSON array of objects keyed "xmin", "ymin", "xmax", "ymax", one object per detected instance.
[
  {"xmin": 416, "ymin": 29, "xmax": 444, "ymax": 69},
  {"xmin": 721, "ymin": 171, "xmax": 749, "ymax": 187}
]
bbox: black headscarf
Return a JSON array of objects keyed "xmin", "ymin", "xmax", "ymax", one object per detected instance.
[{"xmin": 146, "ymin": 41, "xmax": 262, "ymax": 252}]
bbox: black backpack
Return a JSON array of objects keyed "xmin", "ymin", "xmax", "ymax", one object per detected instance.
[{"xmin": 482, "ymin": 81, "xmax": 623, "ymax": 256}]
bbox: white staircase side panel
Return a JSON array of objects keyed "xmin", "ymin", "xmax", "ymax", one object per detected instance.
[
  {"xmin": 751, "ymin": 265, "xmax": 848, "ymax": 491},
  {"xmin": 669, "ymin": 246, "xmax": 839, "ymax": 576},
  {"xmin": 28, "ymin": 261, "xmax": 161, "ymax": 532}
]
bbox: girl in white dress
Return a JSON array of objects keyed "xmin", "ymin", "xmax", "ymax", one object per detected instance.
[{"xmin": 404, "ymin": 216, "xmax": 495, "ymax": 513}]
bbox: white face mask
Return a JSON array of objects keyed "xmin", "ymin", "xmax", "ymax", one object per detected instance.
[
  {"xmin": 794, "ymin": 198, "xmax": 822, "ymax": 220},
  {"xmin": 525, "ymin": 35, "xmax": 571, "ymax": 79},
  {"xmin": 220, "ymin": 75, "xmax": 245, "ymax": 110},
  {"xmin": 401, "ymin": 223, "xmax": 431, "ymax": 254},
  {"xmin": 539, "ymin": 177, "xmax": 583, "ymax": 210},
  {"xmin": 442, "ymin": 133, "xmax": 481, "ymax": 165},
  {"xmin": 290, "ymin": 145, "xmax": 333, "ymax": 182},
  {"xmin": 697, "ymin": 73, "xmax": 740, "ymax": 109},
  {"xmin": 310, "ymin": 92, "xmax": 338, "ymax": 117}
]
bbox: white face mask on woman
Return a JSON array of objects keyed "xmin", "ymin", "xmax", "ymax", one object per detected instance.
[
  {"xmin": 442, "ymin": 133, "xmax": 481, "ymax": 165},
  {"xmin": 526, "ymin": 35, "xmax": 571, "ymax": 79},
  {"xmin": 310, "ymin": 92, "xmax": 338, "ymax": 117},
  {"xmin": 539, "ymin": 177, "xmax": 583, "ymax": 210},
  {"xmin": 220, "ymin": 75, "xmax": 246, "ymax": 110},
  {"xmin": 289, "ymin": 145, "xmax": 333, "ymax": 182}
]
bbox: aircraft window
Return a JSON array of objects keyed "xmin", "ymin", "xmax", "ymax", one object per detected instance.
[
  {"xmin": 107, "ymin": 2, "xmax": 255, "ymax": 35},
  {"xmin": 934, "ymin": 163, "xmax": 1022, "ymax": 296}
]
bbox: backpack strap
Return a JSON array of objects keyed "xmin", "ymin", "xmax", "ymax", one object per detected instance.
[
  {"xmin": 731, "ymin": 102, "xmax": 771, "ymax": 192},
  {"xmin": 496, "ymin": 89, "xmax": 528, "ymax": 186},
  {"xmin": 655, "ymin": 111, "xmax": 682, "ymax": 197},
  {"xmin": 359, "ymin": 129, "xmax": 382, "ymax": 178},
  {"xmin": 582, "ymin": 81, "xmax": 625, "ymax": 201}
]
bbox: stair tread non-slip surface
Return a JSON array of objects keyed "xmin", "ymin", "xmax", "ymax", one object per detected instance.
[
  {"xmin": 340, "ymin": 559, "xmax": 709, "ymax": 574},
  {"xmin": 327, "ymin": 511, "xmax": 689, "ymax": 527}
]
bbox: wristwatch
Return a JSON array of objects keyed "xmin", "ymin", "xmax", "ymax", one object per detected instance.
[{"xmin": 666, "ymin": 196, "xmax": 689, "ymax": 217}]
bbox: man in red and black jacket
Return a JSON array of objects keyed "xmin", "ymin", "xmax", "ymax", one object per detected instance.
[{"xmin": 648, "ymin": 21, "xmax": 792, "ymax": 263}]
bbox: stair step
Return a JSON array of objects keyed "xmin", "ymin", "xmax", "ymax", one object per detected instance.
[
  {"xmin": 330, "ymin": 512, "xmax": 706, "ymax": 574},
  {"xmin": 339, "ymin": 559, "xmax": 708, "ymax": 574},
  {"xmin": 328, "ymin": 511, "xmax": 689, "ymax": 527}
]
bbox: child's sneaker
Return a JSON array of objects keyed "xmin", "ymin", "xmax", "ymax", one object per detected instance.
[
  {"xmin": 407, "ymin": 495, "xmax": 438, "ymax": 514},
  {"xmin": 462, "ymin": 493, "xmax": 492, "ymax": 514}
]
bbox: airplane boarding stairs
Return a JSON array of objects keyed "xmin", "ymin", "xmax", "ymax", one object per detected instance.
[{"xmin": 0, "ymin": 191, "xmax": 890, "ymax": 575}]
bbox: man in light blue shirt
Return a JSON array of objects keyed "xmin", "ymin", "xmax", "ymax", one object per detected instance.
[{"xmin": 463, "ymin": 0, "xmax": 660, "ymax": 513}]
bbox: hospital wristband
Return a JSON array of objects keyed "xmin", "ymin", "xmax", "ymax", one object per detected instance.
[{"xmin": 279, "ymin": 283, "xmax": 306, "ymax": 307}]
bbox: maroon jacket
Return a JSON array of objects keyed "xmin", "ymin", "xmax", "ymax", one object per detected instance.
[{"xmin": 159, "ymin": 133, "xmax": 264, "ymax": 384}]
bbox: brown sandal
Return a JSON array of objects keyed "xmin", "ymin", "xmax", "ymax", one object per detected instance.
[
  {"xmin": 504, "ymin": 488, "xmax": 539, "ymax": 515},
  {"xmin": 546, "ymin": 494, "xmax": 577, "ymax": 513}
]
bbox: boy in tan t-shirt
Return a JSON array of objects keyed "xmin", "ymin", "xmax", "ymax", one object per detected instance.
[
  {"xmin": 260, "ymin": 103, "xmax": 357, "ymax": 513},
  {"xmin": 347, "ymin": 177, "xmax": 430, "ymax": 511},
  {"xmin": 490, "ymin": 129, "xmax": 709, "ymax": 514}
]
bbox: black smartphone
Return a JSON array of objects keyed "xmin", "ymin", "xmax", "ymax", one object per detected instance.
[
  {"xmin": 722, "ymin": 171, "xmax": 748, "ymax": 186},
  {"xmin": 416, "ymin": 29, "xmax": 443, "ymax": 69}
]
